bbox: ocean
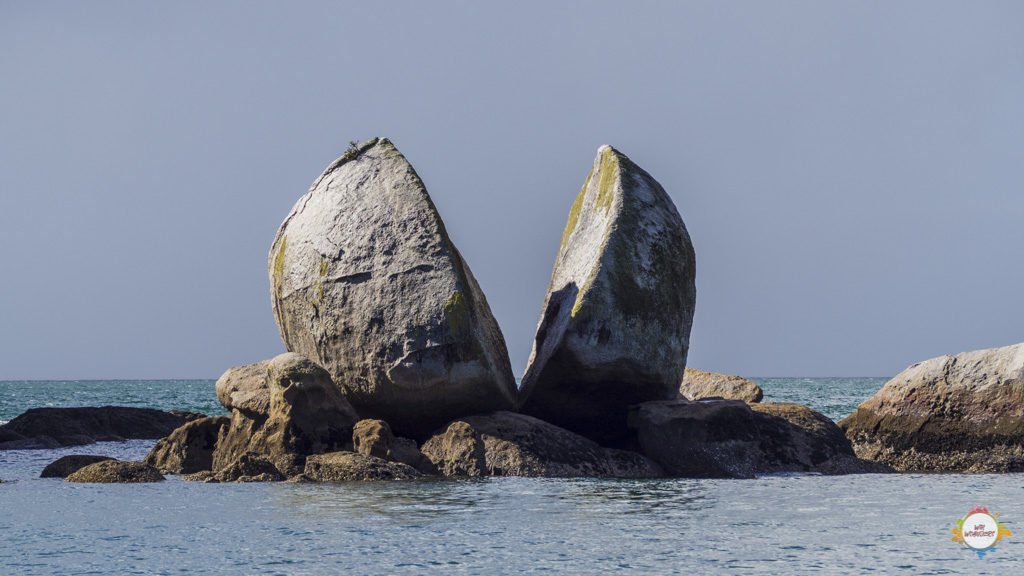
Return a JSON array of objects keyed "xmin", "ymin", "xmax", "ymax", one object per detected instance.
[{"xmin": 2, "ymin": 378, "xmax": 1022, "ymax": 574}]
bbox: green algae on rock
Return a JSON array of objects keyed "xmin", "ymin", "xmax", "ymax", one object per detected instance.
[
  {"xmin": 268, "ymin": 138, "xmax": 516, "ymax": 437},
  {"xmin": 518, "ymin": 145, "xmax": 696, "ymax": 442}
]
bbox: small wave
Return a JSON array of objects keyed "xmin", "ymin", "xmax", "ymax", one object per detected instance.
[{"xmin": 0, "ymin": 419, "xmax": 8, "ymax": 425}]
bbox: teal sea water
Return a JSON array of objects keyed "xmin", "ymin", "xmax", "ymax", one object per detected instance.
[{"xmin": 2, "ymin": 378, "xmax": 1023, "ymax": 574}]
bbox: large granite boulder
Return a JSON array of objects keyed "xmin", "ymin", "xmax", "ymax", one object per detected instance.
[
  {"xmin": 0, "ymin": 407, "xmax": 203, "ymax": 450},
  {"xmin": 40, "ymin": 455, "xmax": 115, "ymax": 478},
  {"xmin": 213, "ymin": 353, "xmax": 359, "ymax": 476},
  {"xmin": 268, "ymin": 138, "xmax": 516, "ymax": 437},
  {"xmin": 519, "ymin": 145, "xmax": 696, "ymax": 442},
  {"xmin": 65, "ymin": 460, "xmax": 165, "ymax": 483},
  {"xmin": 840, "ymin": 343, "xmax": 1024, "ymax": 472},
  {"xmin": 304, "ymin": 451, "xmax": 421, "ymax": 481},
  {"xmin": 144, "ymin": 416, "xmax": 229, "ymax": 474},
  {"xmin": 421, "ymin": 411, "xmax": 663, "ymax": 478},
  {"xmin": 629, "ymin": 399, "xmax": 880, "ymax": 478},
  {"xmin": 681, "ymin": 368, "xmax": 763, "ymax": 403}
]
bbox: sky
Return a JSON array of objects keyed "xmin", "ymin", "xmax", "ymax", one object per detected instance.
[{"xmin": 1, "ymin": 1, "xmax": 1022, "ymax": 379}]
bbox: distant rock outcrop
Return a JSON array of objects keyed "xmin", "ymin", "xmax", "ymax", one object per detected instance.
[
  {"xmin": 40, "ymin": 455, "xmax": 115, "ymax": 478},
  {"xmin": 629, "ymin": 399, "xmax": 882, "ymax": 478},
  {"xmin": 840, "ymin": 343, "xmax": 1024, "ymax": 472},
  {"xmin": 421, "ymin": 411, "xmax": 663, "ymax": 478},
  {"xmin": 681, "ymin": 368, "xmax": 763, "ymax": 403},
  {"xmin": 0, "ymin": 407, "xmax": 203, "ymax": 450},
  {"xmin": 65, "ymin": 460, "xmax": 165, "ymax": 483},
  {"xmin": 518, "ymin": 145, "xmax": 696, "ymax": 442},
  {"xmin": 213, "ymin": 353, "xmax": 359, "ymax": 476},
  {"xmin": 269, "ymin": 138, "xmax": 517, "ymax": 437}
]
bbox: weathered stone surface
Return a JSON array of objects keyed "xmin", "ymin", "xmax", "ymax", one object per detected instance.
[
  {"xmin": 40, "ymin": 455, "xmax": 115, "ymax": 478},
  {"xmin": 519, "ymin": 145, "xmax": 696, "ymax": 442},
  {"xmin": 182, "ymin": 470, "xmax": 218, "ymax": 482},
  {"xmin": 840, "ymin": 343, "xmax": 1024, "ymax": 472},
  {"xmin": 65, "ymin": 460, "xmax": 165, "ymax": 483},
  {"xmin": 0, "ymin": 407, "xmax": 203, "ymax": 450},
  {"xmin": 421, "ymin": 411, "xmax": 663, "ymax": 478},
  {"xmin": 214, "ymin": 452, "xmax": 285, "ymax": 482},
  {"xmin": 144, "ymin": 416, "xmax": 229, "ymax": 474},
  {"xmin": 629, "ymin": 399, "xmax": 880, "ymax": 478},
  {"xmin": 352, "ymin": 419, "xmax": 391, "ymax": 459},
  {"xmin": 216, "ymin": 361, "xmax": 271, "ymax": 414},
  {"xmin": 213, "ymin": 353, "xmax": 359, "ymax": 476},
  {"xmin": 304, "ymin": 451, "xmax": 421, "ymax": 481},
  {"xmin": 268, "ymin": 138, "xmax": 516, "ymax": 437},
  {"xmin": 681, "ymin": 368, "xmax": 763, "ymax": 403}
]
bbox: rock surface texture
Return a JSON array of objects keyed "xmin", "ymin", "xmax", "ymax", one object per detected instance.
[
  {"xmin": 681, "ymin": 368, "xmax": 763, "ymax": 403},
  {"xmin": 421, "ymin": 411, "xmax": 663, "ymax": 478},
  {"xmin": 65, "ymin": 460, "xmax": 165, "ymax": 483},
  {"xmin": 269, "ymin": 138, "xmax": 516, "ymax": 437},
  {"xmin": 303, "ymin": 451, "xmax": 421, "ymax": 481},
  {"xmin": 213, "ymin": 353, "xmax": 359, "ymax": 476},
  {"xmin": 0, "ymin": 407, "xmax": 202, "ymax": 450},
  {"xmin": 40, "ymin": 455, "xmax": 115, "ymax": 478},
  {"xmin": 840, "ymin": 343, "xmax": 1024, "ymax": 472},
  {"xmin": 352, "ymin": 419, "xmax": 436, "ymax": 474},
  {"xmin": 144, "ymin": 416, "xmax": 229, "ymax": 474},
  {"xmin": 519, "ymin": 145, "xmax": 696, "ymax": 442},
  {"xmin": 629, "ymin": 399, "xmax": 880, "ymax": 478}
]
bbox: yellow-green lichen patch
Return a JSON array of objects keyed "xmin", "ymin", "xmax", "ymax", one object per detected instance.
[
  {"xmin": 559, "ymin": 168, "xmax": 593, "ymax": 253},
  {"xmin": 444, "ymin": 290, "xmax": 471, "ymax": 340},
  {"xmin": 319, "ymin": 258, "xmax": 328, "ymax": 277},
  {"xmin": 273, "ymin": 236, "xmax": 288, "ymax": 287},
  {"xmin": 595, "ymin": 148, "xmax": 618, "ymax": 211}
]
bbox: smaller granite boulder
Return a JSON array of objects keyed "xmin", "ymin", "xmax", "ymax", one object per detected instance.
[
  {"xmin": 304, "ymin": 451, "xmax": 421, "ymax": 481},
  {"xmin": 145, "ymin": 416, "xmax": 229, "ymax": 474},
  {"xmin": 40, "ymin": 455, "xmax": 115, "ymax": 478},
  {"xmin": 421, "ymin": 412, "xmax": 663, "ymax": 478},
  {"xmin": 214, "ymin": 452, "xmax": 285, "ymax": 482},
  {"xmin": 681, "ymin": 368, "xmax": 763, "ymax": 403},
  {"xmin": 65, "ymin": 460, "xmax": 165, "ymax": 483},
  {"xmin": 213, "ymin": 353, "xmax": 360, "ymax": 476},
  {"xmin": 840, "ymin": 343, "xmax": 1024, "ymax": 472}
]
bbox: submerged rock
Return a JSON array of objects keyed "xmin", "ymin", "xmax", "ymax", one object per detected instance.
[
  {"xmin": 65, "ymin": 460, "xmax": 165, "ymax": 483},
  {"xmin": 213, "ymin": 353, "xmax": 359, "ymax": 477},
  {"xmin": 304, "ymin": 451, "xmax": 421, "ymax": 481},
  {"xmin": 40, "ymin": 455, "xmax": 115, "ymax": 478},
  {"xmin": 681, "ymin": 368, "xmax": 763, "ymax": 403},
  {"xmin": 421, "ymin": 411, "xmax": 663, "ymax": 478},
  {"xmin": 840, "ymin": 343, "xmax": 1024, "ymax": 472},
  {"xmin": 519, "ymin": 145, "xmax": 696, "ymax": 442},
  {"xmin": 144, "ymin": 416, "xmax": 229, "ymax": 474},
  {"xmin": 629, "ymin": 399, "xmax": 879, "ymax": 478},
  {"xmin": 0, "ymin": 407, "xmax": 202, "ymax": 450},
  {"xmin": 268, "ymin": 138, "xmax": 516, "ymax": 437}
]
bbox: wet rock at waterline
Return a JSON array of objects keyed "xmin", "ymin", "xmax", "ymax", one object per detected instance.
[
  {"xmin": 421, "ymin": 411, "xmax": 663, "ymax": 478},
  {"xmin": 269, "ymin": 138, "xmax": 517, "ymax": 437},
  {"xmin": 40, "ymin": 455, "xmax": 116, "ymax": 479},
  {"xmin": 628, "ymin": 399, "xmax": 881, "ymax": 478},
  {"xmin": 681, "ymin": 368, "xmax": 763, "ymax": 403},
  {"xmin": 65, "ymin": 460, "xmax": 165, "ymax": 483},
  {"xmin": 840, "ymin": 342, "xmax": 1024, "ymax": 472},
  {"xmin": 519, "ymin": 145, "xmax": 696, "ymax": 442},
  {"xmin": 213, "ymin": 353, "xmax": 359, "ymax": 476},
  {"xmin": 304, "ymin": 451, "xmax": 421, "ymax": 481},
  {"xmin": 144, "ymin": 416, "xmax": 229, "ymax": 474},
  {"xmin": 0, "ymin": 406, "xmax": 203, "ymax": 450}
]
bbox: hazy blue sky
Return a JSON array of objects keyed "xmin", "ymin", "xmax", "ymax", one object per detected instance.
[{"xmin": 1, "ymin": 1, "xmax": 1022, "ymax": 379}]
